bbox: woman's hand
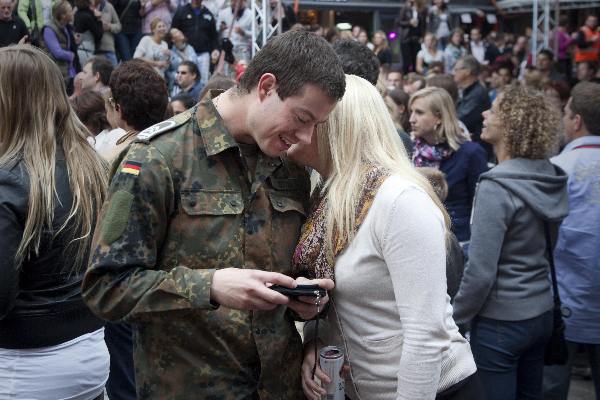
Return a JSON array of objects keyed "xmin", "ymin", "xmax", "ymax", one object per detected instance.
[
  {"xmin": 154, "ymin": 60, "xmax": 169, "ymax": 69},
  {"xmin": 287, "ymin": 277, "xmax": 334, "ymax": 320},
  {"xmin": 301, "ymin": 340, "xmax": 329, "ymax": 400}
]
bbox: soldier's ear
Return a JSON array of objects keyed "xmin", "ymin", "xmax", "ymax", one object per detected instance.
[{"xmin": 257, "ymin": 73, "xmax": 277, "ymax": 102}]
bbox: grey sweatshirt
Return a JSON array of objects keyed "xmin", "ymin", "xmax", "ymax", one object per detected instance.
[{"xmin": 452, "ymin": 158, "xmax": 568, "ymax": 324}]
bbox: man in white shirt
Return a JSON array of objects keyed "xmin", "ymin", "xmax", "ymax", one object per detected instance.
[
  {"xmin": 217, "ymin": 0, "xmax": 252, "ymax": 62},
  {"xmin": 469, "ymin": 28, "xmax": 487, "ymax": 65}
]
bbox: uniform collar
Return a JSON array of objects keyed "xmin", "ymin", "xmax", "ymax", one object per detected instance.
[
  {"xmin": 195, "ymin": 92, "xmax": 239, "ymax": 156},
  {"xmin": 195, "ymin": 90, "xmax": 283, "ymax": 176}
]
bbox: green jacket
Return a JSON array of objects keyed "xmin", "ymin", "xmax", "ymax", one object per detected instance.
[
  {"xmin": 82, "ymin": 97, "xmax": 309, "ymax": 399},
  {"xmin": 17, "ymin": 0, "xmax": 57, "ymax": 30}
]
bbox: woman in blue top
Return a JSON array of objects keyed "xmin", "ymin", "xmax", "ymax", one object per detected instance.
[{"xmin": 409, "ymin": 87, "xmax": 487, "ymax": 242}]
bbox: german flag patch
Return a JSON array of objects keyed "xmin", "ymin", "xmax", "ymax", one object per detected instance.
[{"xmin": 121, "ymin": 161, "xmax": 142, "ymax": 176}]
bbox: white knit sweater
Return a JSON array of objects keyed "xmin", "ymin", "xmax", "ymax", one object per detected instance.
[{"xmin": 306, "ymin": 175, "xmax": 476, "ymax": 400}]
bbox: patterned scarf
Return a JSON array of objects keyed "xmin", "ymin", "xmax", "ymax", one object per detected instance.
[
  {"xmin": 412, "ymin": 137, "xmax": 454, "ymax": 168},
  {"xmin": 292, "ymin": 166, "xmax": 390, "ymax": 280}
]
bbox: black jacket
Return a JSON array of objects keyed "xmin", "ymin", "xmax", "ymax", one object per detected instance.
[
  {"xmin": 396, "ymin": 5, "xmax": 427, "ymax": 41},
  {"xmin": 457, "ymin": 80, "xmax": 490, "ymax": 141},
  {"xmin": 0, "ymin": 16, "xmax": 28, "ymax": 47},
  {"xmin": 110, "ymin": 0, "xmax": 142, "ymax": 35},
  {"xmin": 74, "ymin": 7, "xmax": 103, "ymax": 46},
  {"xmin": 0, "ymin": 150, "xmax": 103, "ymax": 349},
  {"xmin": 171, "ymin": 4, "xmax": 219, "ymax": 54}
]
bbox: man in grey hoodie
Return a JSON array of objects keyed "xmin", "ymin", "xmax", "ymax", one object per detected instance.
[{"xmin": 452, "ymin": 85, "xmax": 568, "ymax": 400}]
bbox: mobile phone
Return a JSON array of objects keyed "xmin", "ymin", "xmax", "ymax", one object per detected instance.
[{"xmin": 269, "ymin": 284, "xmax": 326, "ymax": 299}]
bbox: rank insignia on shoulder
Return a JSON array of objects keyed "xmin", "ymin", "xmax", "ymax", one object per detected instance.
[
  {"xmin": 121, "ymin": 160, "xmax": 142, "ymax": 176},
  {"xmin": 136, "ymin": 109, "xmax": 193, "ymax": 142}
]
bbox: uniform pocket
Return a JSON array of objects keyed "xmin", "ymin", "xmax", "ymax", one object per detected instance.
[
  {"xmin": 176, "ymin": 190, "xmax": 244, "ymax": 268},
  {"xmin": 267, "ymin": 191, "xmax": 306, "ymax": 216},
  {"xmin": 181, "ymin": 190, "xmax": 244, "ymax": 215},
  {"xmin": 267, "ymin": 191, "xmax": 307, "ymax": 275}
]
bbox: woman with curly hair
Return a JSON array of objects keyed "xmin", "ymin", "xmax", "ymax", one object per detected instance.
[{"xmin": 452, "ymin": 85, "xmax": 569, "ymax": 400}]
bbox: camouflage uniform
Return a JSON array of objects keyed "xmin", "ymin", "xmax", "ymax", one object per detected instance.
[{"xmin": 82, "ymin": 96, "xmax": 310, "ymax": 400}]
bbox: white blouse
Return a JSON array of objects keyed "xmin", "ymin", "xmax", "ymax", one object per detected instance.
[{"xmin": 307, "ymin": 175, "xmax": 476, "ymax": 400}]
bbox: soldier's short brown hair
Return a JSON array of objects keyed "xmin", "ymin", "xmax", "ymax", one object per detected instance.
[
  {"xmin": 570, "ymin": 82, "xmax": 600, "ymax": 135},
  {"xmin": 239, "ymin": 31, "xmax": 345, "ymax": 101}
]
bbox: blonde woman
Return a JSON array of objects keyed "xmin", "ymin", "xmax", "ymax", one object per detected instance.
[
  {"xmin": 287, "ymin": 75, "xmax": 481, "ymax": 400},
  {"xmin": 134, "ymin": 17, "xmax": 170, "ymax": 76},
  {"xmin": 416, "ymin": 33, "xmax": 444, "ymax": 75},
  {"xmin": 409, "ymin": 87, "xmax": 487, "ymax": 243},
  {"xmin": 0, "ymin": 45, "xmax": 109, "ymax": 399},
  {"xmin": 373, "ymin": 30, "xmax": 392, "ymax": 66}
]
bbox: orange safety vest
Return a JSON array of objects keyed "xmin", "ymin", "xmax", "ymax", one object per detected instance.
[{"xmin": 575, "ymin": 26, "xmax": 600, "ymax": 63}]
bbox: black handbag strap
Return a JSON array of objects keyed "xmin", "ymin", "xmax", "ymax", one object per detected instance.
[
  {"xmin": 543, "ymin": 221, "xmax": 562, "ymax": 307},
  {"xmin": 119, "ymin": 0, "xmax": 135, "ymax": 21}
]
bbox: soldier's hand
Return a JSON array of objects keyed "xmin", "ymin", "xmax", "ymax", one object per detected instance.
[
  {"xmin": 210, "ymin": 268, "xmax": 295, "ymax": 310},
  {"xmin": 287, "ymin": 277, "xmax": 334, "ymax": 320}
]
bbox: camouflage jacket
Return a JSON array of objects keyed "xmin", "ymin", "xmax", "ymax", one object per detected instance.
[{"xmin": 82, "ymin": 97, "xmax": 310, "ymax": 400}]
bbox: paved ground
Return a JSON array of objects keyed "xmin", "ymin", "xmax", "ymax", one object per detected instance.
[{"xmin": 569, "ymin": 375, "xmax": 596, "ymax": 399}]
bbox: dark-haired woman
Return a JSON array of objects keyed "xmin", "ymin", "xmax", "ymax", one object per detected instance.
[
  {"xmin": 0, "ymin": 45, "xmax": 108, "ymax": 399},
  {"xmin": 74, "ymin": 0, "xmax": 103, "ymax": 67},
  {"xmin": 71, "ymin": 89, "xmax": 111, "ymax": 136},
  {"xmin": 101, "ymin": 59, "xmax": 168, "ymax": 162}
]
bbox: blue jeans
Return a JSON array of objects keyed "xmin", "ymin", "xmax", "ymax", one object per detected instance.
[
  {"xmin": 115, "ymin": 31, "xmax": 143, "ymax": 62},
  {"xmin": 543, "ymin": 341, "xmax": 600, "ymax": 399},
  {"xmin": 470, "ymin": 311, "xmax": 553, "ymax": 400}
]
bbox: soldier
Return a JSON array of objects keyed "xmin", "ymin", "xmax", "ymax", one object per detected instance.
[{"xmin": 82, "ymin": 30, "xmax": 346, "ymax": 399}]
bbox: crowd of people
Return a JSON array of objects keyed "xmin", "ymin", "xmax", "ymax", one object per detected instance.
[{"xmin": 0, "ymin": 0, "xmax": 599, "ymax": 399}]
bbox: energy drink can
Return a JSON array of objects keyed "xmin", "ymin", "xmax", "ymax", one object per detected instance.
[{"xmin": 319, "ymin": 346, "xmax": 345, "ymax": 400}]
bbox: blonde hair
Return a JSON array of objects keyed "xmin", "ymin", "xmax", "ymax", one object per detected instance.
[
  {"xmin": 373, "ymin": 30, "xmax": 389, "ymax": 52},
  {"xmin": 409, "ymin": 86, "xmax": 466, "ymax": 151},
  {"xmin": 0, "ymin": 45, "xmax": 108, "ymax": 271},
  {"xmin": 315, "ymin": 74, "xmax": 450, "ymax": 251},
  {"xmin": 150, "ymin": 17, "xmax": 164, "ymax": 33}
]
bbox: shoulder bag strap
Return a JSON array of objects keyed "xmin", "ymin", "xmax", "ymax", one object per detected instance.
[
  {"xmin": 543, "ymin": 221, "xmax": 562, "ymax": 308},
  {"xmin": 29, "ymin": 0, "xmax": 38, "ymax": 28},
  {"xmin": 119, "ymin": 0, "xmax": 135, "ymax": 21}
]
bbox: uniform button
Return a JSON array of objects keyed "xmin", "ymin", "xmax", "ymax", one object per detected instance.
[
  {"xmin": 230, "ymin": 200, "xmax": 238, "ymax": 207},
  {"xmin": 189, "ymin": 200, "xmax": 197, "ymax": 207},
  {"xmin": 255, "ymin": 329, "xmax": 261, "ymax": 335},
  {"xmin": 276, "ymin": 201, "xmax": 283, "ymax": 207}
]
